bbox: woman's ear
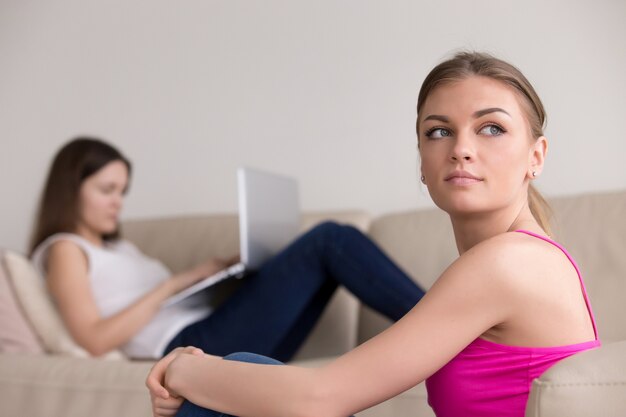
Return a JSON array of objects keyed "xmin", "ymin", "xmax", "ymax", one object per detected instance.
[{"xmin": 528, "ymin": 136, "xmax": 548, "ymax": 179}]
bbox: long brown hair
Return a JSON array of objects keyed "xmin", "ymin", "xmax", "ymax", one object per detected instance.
[
  {"xmin": 29, "ymin": 137, "xmax": 132, "ymax": 254},
  {"xmin": 416, "ymin": 51, "xmax": 552, "ymax": 235}
]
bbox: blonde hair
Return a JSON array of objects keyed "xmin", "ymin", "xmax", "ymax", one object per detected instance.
[{"xmin": 416, "ymin": 51, "xmax": 552, "ymax": 235}]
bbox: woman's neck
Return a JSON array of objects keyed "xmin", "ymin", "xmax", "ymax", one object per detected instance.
[
  {"xmin": 449, "ymin": 202, "xmax": 541, "ymax": 255},
  {"xmin": 74, "ymin": 225, "xmax": 104, "ymax": 247}
]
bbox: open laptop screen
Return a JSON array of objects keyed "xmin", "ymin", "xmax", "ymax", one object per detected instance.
[{"xmin": 237, "ymin": 167, "xmax": 300, "ymax": 269}]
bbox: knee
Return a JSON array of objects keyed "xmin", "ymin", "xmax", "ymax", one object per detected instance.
[
  {"xmin": 302, "ymin": 222, "xmax": 366, "ymax": 253},
  {"xmin": 223, "ymin": 352, "xmax": 283, "ymax": 365},
  {"xmin": 310, "ymin": 221, "xmax": 342, "ymax": 235},
  {"xmin": 309, "ymin": 221, "xmax": 361, "ymax": 240}
]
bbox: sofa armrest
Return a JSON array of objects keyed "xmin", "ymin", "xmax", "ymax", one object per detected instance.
[
  {"xmin": 0, "ymin": 354, "xmax": 154, "ymax": 417},
  {"xmin": 526, "ymin": 340, "xmax": 626, "ymax": 417}
]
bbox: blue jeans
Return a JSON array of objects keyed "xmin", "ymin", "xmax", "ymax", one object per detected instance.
[
  {"xmin": 165, "ymin": 221, "xmax": 424, "ymax": 361},
  {"xmin": 175, "ymin": 352, "xmax": 355, "ymax": 417}
]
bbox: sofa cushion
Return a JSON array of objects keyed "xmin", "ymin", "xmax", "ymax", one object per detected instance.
[
  {"xmin": 0, "ymin": 354, "xmax": 153, "ymax": 417},
  {"xmin": 4, "ymin": 250, "xmax": 92, "ymax": 357},
  {"xmin": 0, "ymin": 250, "xmax": 43, "ymax": 353},
  {"xmin": 3, "ymin": 250, "xmax": 123, "ymax": 359}
]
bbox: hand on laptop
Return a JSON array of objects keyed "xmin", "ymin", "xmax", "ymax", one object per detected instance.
[{"xmin": 166, "ymin": 258, "xmax": 230, "ymax": 296}]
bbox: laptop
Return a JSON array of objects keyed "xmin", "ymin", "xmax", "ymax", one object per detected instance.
[{"xmin": 163, "ymin": 167, "xmax": 300, "ymax": 307}]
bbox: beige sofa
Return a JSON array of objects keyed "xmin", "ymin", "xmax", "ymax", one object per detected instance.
[{"xmin": 1, "ymin": 190, "xmax": 625, "ymax": 417}]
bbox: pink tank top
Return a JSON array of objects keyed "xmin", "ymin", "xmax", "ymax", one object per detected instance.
[{"xmin": 425, "ymin": 230, "xmax": 600, "ymax": 417}]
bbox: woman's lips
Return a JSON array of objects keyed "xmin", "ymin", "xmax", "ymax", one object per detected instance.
[
  {"xmin": 446, "ymin": 176, "xmax": 482, "ymax": 185},
  {"xmin": 444, "ymin": 171, "xmax": 483, "ymax": 185}
]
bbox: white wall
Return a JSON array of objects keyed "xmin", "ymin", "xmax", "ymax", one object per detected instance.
[{"xmin": 1, "ymin": 0, "xmax": 625, "ymax": 252}]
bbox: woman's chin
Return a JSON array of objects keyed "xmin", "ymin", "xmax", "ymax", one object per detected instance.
[
  {"xmin": 100, "ymin": 223, "xmax": 119, "ymax": 236},
  {"xmin": 433, "ymin": 197, "xmax": 488, "ymax": 217}
]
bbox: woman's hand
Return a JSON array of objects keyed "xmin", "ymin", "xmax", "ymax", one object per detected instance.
[
  {"xmin": 165, "ymin": 258, "xmax": 228, "ymax": 296},
  {"xmin": 192, "ymin": 258, "xmax": 230, "ymax": 280},
  {"xmin": 146, "ymin": 346, "xmax": 204, "ymax": 417},
  {"xmin": 149, "ymin": 391, "xmax": 184, "ymax": 417}
]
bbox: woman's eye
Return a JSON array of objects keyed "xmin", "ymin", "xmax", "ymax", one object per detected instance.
[
  {"xmin": 479, "ymin": 124, "xmax": 505, "ymax": 136},
  {"xmin": 426, "ymin": 128, "xmax": 452, "ymax": 139}
]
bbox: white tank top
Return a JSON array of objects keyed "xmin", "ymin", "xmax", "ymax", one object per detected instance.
[{"xmin": 32, "ymin": 233, "xmax": 212, "ymax": 359}]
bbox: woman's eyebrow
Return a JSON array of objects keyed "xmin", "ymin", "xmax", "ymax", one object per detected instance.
[
  {"xmin": 423, "ymin": 107, "xmax": 511, "ymax": 123},
  {"xmin": 423, "ymin": 114, "xmax": 449, "ymax": 123},
  {"xmin": 473, "ymin": 107, "xmax": 511, "ymax": 118}
]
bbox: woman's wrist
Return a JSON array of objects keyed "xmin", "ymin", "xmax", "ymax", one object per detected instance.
[
  {"xmin": 158, "ymin": 279, "xmax": 177, "ymax": 300},
  {"xmin": 165, "ymin": 353, "xmax": 193, "ymax": 397},
  {"xmin": 166, "ymin": 352, "xmax": 215, "ymax": 399}
]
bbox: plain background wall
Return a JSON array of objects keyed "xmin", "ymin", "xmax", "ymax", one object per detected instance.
[{"xmin": 1, "ymin": 0, "xmax": 625, "ymax": 253}]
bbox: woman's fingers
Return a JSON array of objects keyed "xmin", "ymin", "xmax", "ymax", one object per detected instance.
[{"xmin": 151, "ymin": 386, "xmax": 184, "ymax": 417}]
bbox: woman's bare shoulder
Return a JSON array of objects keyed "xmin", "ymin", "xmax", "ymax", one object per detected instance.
[
  {"xmin": 46, "ymin": 239, "xmax": 88, "ymax": 272},
  {"xmin": 452, "ymin": 231, "xmax": 563, "ymax": 290},
  {"xmin": 426, "ymin": 233, "xmax": 537, "ymax": 305}
]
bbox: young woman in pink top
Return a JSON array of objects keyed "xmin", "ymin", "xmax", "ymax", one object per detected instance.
[{"xmin": 146, "ymin": 51, "xmax": 600, "ymax": 417}]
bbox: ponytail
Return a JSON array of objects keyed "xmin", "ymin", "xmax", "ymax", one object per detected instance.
[{"xmin": 528, "ymin": 184, "xmax": 553, "ymax": 237}]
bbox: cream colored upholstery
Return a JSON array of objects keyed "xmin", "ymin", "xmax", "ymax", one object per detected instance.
[
  {"xmin": 0, "ymin": 354, "xmax": 154, "ymax": 417},
  {"xmin": 0, "ymin": 191, "xmax": 624, "ymax": 417},
  {"xmin": 526, "ymin": 340, "xmax": 626, "ymax": 417}
]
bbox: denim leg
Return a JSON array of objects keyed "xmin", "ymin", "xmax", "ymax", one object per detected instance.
[
  {"xmin": 175, "ymin": 353, "xmax": 283, "ymax": 417},
  {"xmin": 176, "ymin": 400, "xmax": 225, "ymax": 417},
  {"xmin": 165, "ymin": 222, "xmax": 424, "ymax": 361}
]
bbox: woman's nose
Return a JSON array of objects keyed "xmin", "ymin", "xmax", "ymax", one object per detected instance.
[
  {"xmin": 113, "ymin": 194, "xmax": 124, "ymax": 208},
  {"xmin": 449, "ymin": 132, "xmax": 475, "ymax": 162}
]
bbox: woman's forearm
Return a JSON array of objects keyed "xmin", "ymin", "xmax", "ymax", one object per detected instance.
[
  {"xmin": 156, "ymin": 305, "xmax": 446, "ymax": 417},
  {"xmin": 80, "ymin": 282, "xmax": 172, "ymax": 355},
  {"xmin": 166, "ymin": 354, "xmax": 340, "ymax": 417}
]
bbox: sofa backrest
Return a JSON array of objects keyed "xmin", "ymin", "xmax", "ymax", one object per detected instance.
[
  {"xmin": 122, "ymin": 214, "xmax": 240, "ymax": 274},
  {"xmin": 368, "ymin": 208, "xmax": 457, "ymax": 290},
  {"xmin": 122, "ymin": 211, "xmax": 371, "ymax": 273}
]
